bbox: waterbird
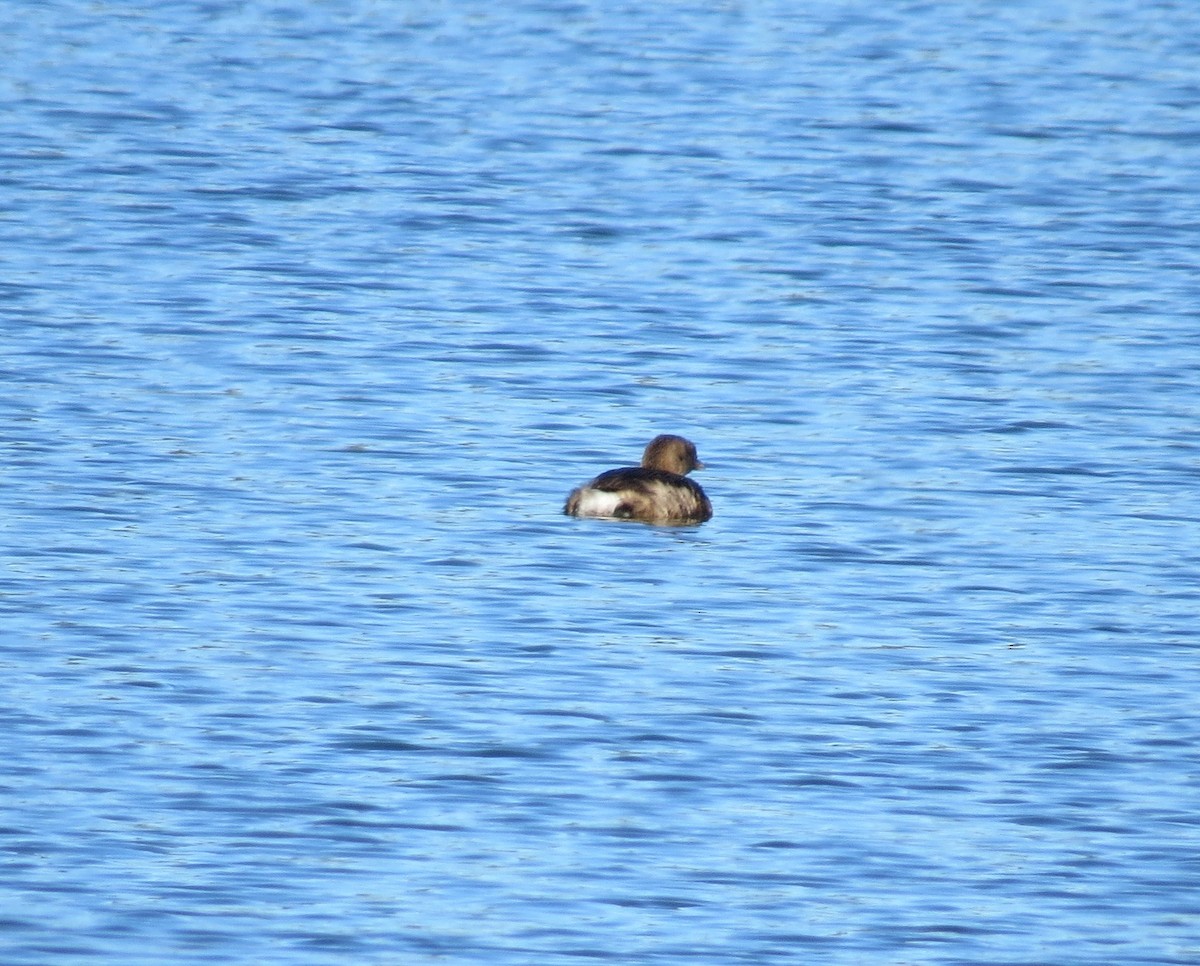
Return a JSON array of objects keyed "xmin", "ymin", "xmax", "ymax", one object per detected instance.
[{"xmin": 563, "ymin": 434, "xmax": 712, "ymax": 525}]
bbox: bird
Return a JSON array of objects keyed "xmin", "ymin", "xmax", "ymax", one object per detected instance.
[{"xmin": 563, "ymin": 434, "xmax": 712, "ymax": 525}]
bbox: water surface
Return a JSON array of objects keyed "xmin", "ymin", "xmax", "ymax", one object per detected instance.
[{"xmin": 3, "ymin": 1, "xmax": 1199, "ymax": 963}]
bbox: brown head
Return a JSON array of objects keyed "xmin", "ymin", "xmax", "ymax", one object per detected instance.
[{"xmin": 640, "ymin": 434, "xmax": 705, "ymax": 476}]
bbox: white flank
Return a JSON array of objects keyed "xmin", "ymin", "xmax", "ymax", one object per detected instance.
[{"xmin": 571, "ymin": 489, "xmax": 624, "ymax": 517}]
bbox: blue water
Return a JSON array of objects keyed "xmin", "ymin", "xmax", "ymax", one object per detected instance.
[{"xmin": 3, "ymin": 1, "xmax": 1200, "ymax": 963}]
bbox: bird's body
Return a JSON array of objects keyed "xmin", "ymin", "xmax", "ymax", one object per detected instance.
[{"xmin": 564, "ymin": 435, "xmax": 712, "ymax": 525}]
